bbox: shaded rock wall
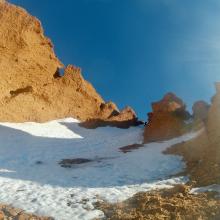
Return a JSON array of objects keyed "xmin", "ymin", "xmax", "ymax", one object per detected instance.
[{"xmin": 144, "ymin": 93, "xmax": 190, "ymax": 143}]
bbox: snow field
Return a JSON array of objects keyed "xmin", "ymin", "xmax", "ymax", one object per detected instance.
[{"xmin": 0, "ymin": 118, "xmax": 199, "ymax": 220}]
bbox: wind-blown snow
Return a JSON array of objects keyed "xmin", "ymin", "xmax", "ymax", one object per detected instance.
[{"xmin": 0, "ymin": 118, "xmax": 199, "ymax": 220}]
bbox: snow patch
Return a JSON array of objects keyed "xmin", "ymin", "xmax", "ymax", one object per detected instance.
[
  {"xmin": 191, "ymin": 184, "xmax": 220, "ymax": 195},
  {"xmin": 0, "ymin": 118, "xmax": 82, "ymax": 139},
  {"xmin": 0, "ymin": 118, "xmax": 199, "ymax": 220}
]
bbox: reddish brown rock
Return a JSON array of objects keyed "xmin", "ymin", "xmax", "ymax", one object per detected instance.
[
  {"xmin": 144, "ymin": 93, "xmax": 190, "ymax": 143},
  {"xmin": 98, "ymin": 101, "xmax": 120, "ymax": 119},
  {"xmin": 80, "ymin": 106, "xmax": 143, "ymax": 129},
  {"xmin": 109, "ymin": 106, "xmax": 137, "ymax": 122},
  {"xmin": 165, "ymin": 82, "xmax": 220, "ymax": 186},
  {"xmin": 0, "ymin": 1, "xmax": 106, "ymax": 122},
  {"xmin": 0, "ymin": 1, "xmax": 140, "ymax": 126},
  {"xmin": 152, "ymin": 93, "xmax": 185, "ymax": 113}
]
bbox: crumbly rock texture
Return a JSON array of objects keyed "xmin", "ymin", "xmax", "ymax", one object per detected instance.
[{"xmin": 0, "ymin": 1, "xmax": 138, "ymax": 126}]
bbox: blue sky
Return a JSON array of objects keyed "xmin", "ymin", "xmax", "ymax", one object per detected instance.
[{"xmin": 10, "ymin": 0, "xmax": 220, "ymax": 119}]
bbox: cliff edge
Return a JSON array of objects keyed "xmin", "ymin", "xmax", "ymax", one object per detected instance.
[{"xmin": 0, "ymin": 1, "xmax": 138, "ymax": 126}]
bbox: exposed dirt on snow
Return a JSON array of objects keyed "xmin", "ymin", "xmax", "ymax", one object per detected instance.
[{"xmin": 119, "ymin": 144, "xmax": 144, "ymax": 153}]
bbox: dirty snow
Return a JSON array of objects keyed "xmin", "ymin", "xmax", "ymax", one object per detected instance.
[
  {"xmin": 191, "ymin": 184, "xmax": 220, "ymax": 197},
  {"xmin": 0, "ymin": 118, "xmax": 199, "ymax": 220}
]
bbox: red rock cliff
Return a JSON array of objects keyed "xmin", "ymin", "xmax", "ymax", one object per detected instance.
[{"xmin": 0, "ymin": 1, "xmax": 138, "ymax": 126}]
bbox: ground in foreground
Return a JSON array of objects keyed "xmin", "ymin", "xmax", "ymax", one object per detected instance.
[{"xmin": 96, "ymin": 184, "xmax": 220, "ymax": 220}]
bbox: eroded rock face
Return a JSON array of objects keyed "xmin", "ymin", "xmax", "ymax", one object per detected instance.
[
  {"xmin": 151, "ymin": 93, "xmax": 185, "ymax": 113},
  {"xmin": 98, "ymin": 101, "xmax": 120, "ymax": 119},
  {"xmin": 207, "ymin": 83, "xmax": 220, "ymax": 137},
  {"xmin": 0, "ymin": 1, "xmax": 105, "ymax": 122},
  {"xmin": 192, "ymin": 100, "xmax": 210, "ymax": 123},
  {"xmin": 0, "ymin": 1, "xmax": 139, "ymax": 125},
  {"xmin": 166, "ymin": 82, "xmax": 220, "ymax": 186},
  {"xmin": 80, "ymin": 106, "xmax": 143, "ymax": 128},
  {"xmin": 144, "ymin": 93, "xmax": 190, "ymax": 143}
]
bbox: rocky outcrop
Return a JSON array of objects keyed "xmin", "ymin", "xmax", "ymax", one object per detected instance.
[
  {"xmin": 80, "ymin": 106, "xmax": 143, "ymax": 128},
  {"xmin": 0, "ymin": 1, "xmax": 102, "ymax": 122},
  {"xmin": 0, "ymin": 203, "xmax": 53, "ymax": 220},
  {"xmin": 144, "ymin": 93, "xmax": 190, "ymax": 143},
  {"xmin": 98, "ymin": 101, "xmax": 119, "ymax": 119},
  {"xmin": 165, "ymin": 82, "xmax": 220, "ymax": 186},
  {"xmin": 0, "ymin": 1, "xmax": 139, "ymax": 126},
  {"xmin": 207, "ymin": 83, "xmax": 220, "ymax": 139},
  {"xmin": 192, "ymin": 100, "xmax": 210, "ymax": 123}
]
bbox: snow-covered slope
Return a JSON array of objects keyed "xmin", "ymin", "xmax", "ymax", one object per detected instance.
[{"xmin": 0, "ymin": 118, "xmax": 198, "ymax": 220}]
